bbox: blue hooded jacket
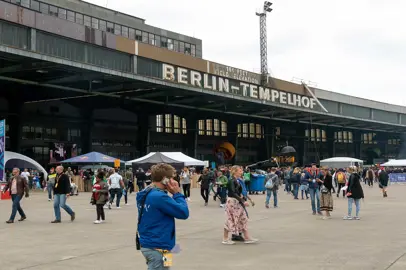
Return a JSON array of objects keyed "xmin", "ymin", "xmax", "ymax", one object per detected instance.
[
  {"xmin": 136, "ymin": 187, "xmax": 189, "ymax": 251},
  {"xmin": 237, "ymin": 178, "xmax": 248, "ymax": 198}
]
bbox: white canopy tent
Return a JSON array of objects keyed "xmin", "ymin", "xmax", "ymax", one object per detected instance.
[
  {"xmin": 381, "ymin": 160, "xmax": 406, "ymax": 167},
  {"xmin": 320, "ymin": 157, "xmax": 363, "ymax": 168},
  {"xmin": 126, "ymin": 152, "xmax": 205, "ymax": 167},
  {"xmin": 4, "ymin": 151, "xmax": 48, "ymax": 180}
]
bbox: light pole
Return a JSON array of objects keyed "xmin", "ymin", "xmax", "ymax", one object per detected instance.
[{"xmin": 256, "ymin": 1, "xmax": 273, "ymax": 86}]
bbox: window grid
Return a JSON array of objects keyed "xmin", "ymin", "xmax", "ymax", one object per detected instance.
[
  {"xmin": 206, "ymin": 119, "xmax": 213, "ymax": 136},
  {"xmin": 214, "ymin": 119, "xmax": 220, "ymax": 136},
  {"xmin": 165, "ymin": 114, "xmax": 172, "ymax": 133},
  {"xmin": 221, "ymin": 121, "xmax": 227, "ymax": 137},
  {"xmin": 174, "ymin": 115, "xmax": 180, "ymax": 134}
]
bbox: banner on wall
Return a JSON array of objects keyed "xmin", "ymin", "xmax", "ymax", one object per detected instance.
[
  {"xmin": 0, "ymin": 120, "xmax": 5, "ymax": 181},
  {"xmin": 389, "ymin": 173, "xmax": 406, "ymax": 184}
]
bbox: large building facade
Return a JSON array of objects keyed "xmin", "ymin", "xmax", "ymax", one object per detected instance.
[{"xmin": 0, "ymin": 0, "xmax": 405, "ymax": 167}]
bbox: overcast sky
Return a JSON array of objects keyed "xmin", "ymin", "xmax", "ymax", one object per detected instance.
[{"xmin": 86, "ymin": 0, "xmax": 406, "ymax": 106}]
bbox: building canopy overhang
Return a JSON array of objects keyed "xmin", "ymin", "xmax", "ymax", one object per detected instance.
[{"xmin": 0, "ymin": 45, "xmax": 404, "ymax": 133}]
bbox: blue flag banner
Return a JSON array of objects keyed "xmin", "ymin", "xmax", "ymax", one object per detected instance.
[
  {"xmin": 389, "ymin": 173, "xmax": 406, "ymax": 184},
  {"xmin": 0, "ymin": 120, "xmax": 5, "ymax": 181}
]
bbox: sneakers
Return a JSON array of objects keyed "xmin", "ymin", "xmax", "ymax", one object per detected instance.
[
  {"xmin": 354, "ymin": 216, "xmax": 361, "ymax": 220},
  {"xmin": 219, "ymin": 204, "xmax": 224, "ymax": 208},
  {"xmin": 125, "ymin": 203, "xmax": 129, "ymax": 206},
  {"xmin": 204, "ymin": 202, "xmax": 208, "ymax": 206},
  {"xmin": 94, "ymin": 220, "xmax": 102, "ymax": 224},
  {"xmin": 108, "ymin": 203, "xmax": 112, "ymax": 210},
  {"xmin": 244, "ymin": 238, "xmax": 259, "ymax": 244},
  {"xmin": 343, "ymin": 216, "xmax": 353, "ymax": 220},
  {"xmin": 187, "ymin": 198, "xmax": 191, "ymax": 202},
  {"xmin": 222, "ymin": 240, "xmax": 235, "ymax": 245},
  {"xmin": 116, "ymin": 206, "xmax": 121, "ymax": 209}
]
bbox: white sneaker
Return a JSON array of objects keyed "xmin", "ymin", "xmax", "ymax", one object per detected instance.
[
  {"xmin": 116, "ymin": 206, "xmax": 121, "ymax": 209},
  {"xmin": 125, "ymin": 203, "xmax": 129, "ymax": 206},
  {"xmin": 48, "ymin": 199, "xmax": 51, "ymax": 201},
  {"xmin": 103, "ymin": 206, "xmax": 108, "ymax": 209},
  {"xmin": 220, "ymin": 204, "xmax": 224, "ymax": 208},
  {"xmin": 222, "ymin": 240, "xmax": 235, "ymax": 245},
  {"xmin": 244, "ymin": 238, "xmax": 259, "ymax": 244},
  {"xmin": 187, "ymin": 198, "xmax": 190, "ymax": 201},
  {"xmin": 100, "ymin": 220, "xmax": 105, "ymax": 223},
  {"xmin": 94, "ymin": 220, "xmax": 102, "ymax": 224}
]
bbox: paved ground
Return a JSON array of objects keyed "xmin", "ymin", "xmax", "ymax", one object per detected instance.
[{"xmin": 0, "ymin": 184, "xmax": 406, "ymax": 270}]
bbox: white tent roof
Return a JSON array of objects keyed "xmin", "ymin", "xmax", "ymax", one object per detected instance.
[
  {"xmin": 5, "ymin": 151, "xmax": 48, "ymax": 180},
  {"xmin": 381, "ymin": 159, "xmax": 406, "ymax": 167},
  {"xmin": 320, "ymin": 157, "xmax": 363, "ymax": 163},
  {"xmin": 126, "ymin": 152, "xmax": 205, "ymax": 166}
]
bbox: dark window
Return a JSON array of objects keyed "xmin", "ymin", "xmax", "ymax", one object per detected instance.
[
  {"xmin": 21, "ymin": 0, "xmax": 30, "ymax": 8},
  {"xmin": 185, "ymin": 43, "xmax": 191, "ymax": 55},
  {"xmin": 149, "ymin": 33, "xmax": 155, "ymax": 45},
  {"xmin": 129, "ymin": 28, "xmax": 135, "ymax": 40},
  {"xmin": 114, "ymin": 24, "xmax": 121, "ymax": 35},
  {"xmin": 58, "ymin": 8, "xmax": 67, "ymax": 20},
  {"xmin": 161, "ymin": 37, "xmax": 168, "ymax": 48},
  {"xmin": 91, "ymin": 17, "xmax": 99, "ymax": 29},
  {"xmin": 39, "ymin": 3, "xmax": 49, "ymax": 14},
  {"xmin": 84, "ymin": 15, "xmax": 91, "ymax": 27},
  {"xmin": 191, "ymin": 44, "xmax": 196, "ymax": 57},
  {"xmin": 122, "ymin": 26, "xmax": 128, "ymax": 38},
  {"xmin": 75, "ymin": 13, "xmax": 83, "ymax": 24},
  {"xmin": 173, "ymin": 40, "xmax": 179, "ymax": 52},
  {"xmin": 179, "ymin": 41, "xmax": 185, "ymax": 53},
  {"xmin": 107, "ymin": 22, "xmax": 114, "ymax": 33},
  {"xmin": 155, "ymin": 35, "xmax": 161, "ymax": 47},
  {"xmin": 99, "ymin": 20, "xmax": 106, "ymax": 31},
  {"xmin": 67, "ymin": 10, "xmax": 75, "ymax": 22},
  {"xmin": 135, "ymin": 30, "xmax": 142, "ymax": 41},
  {"xmin": 49, "ymin": 5, "xmax": 58, "ymax": 17},
  {"xmin": 30, "ymin": 0, "xmax": 39, "ymax": 11},
  {"xmin": 142, "ymin": 32, "xmax": 148, "ymax": 43}
]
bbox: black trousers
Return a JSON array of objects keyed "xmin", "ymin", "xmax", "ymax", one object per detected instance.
[
  {"xmin": 183, "ymin": 184, "xmax": 191, "ymax": 198},
  {"xmin": 200, "ymin": 188, "xmax": 209, "ymax": 203},
  {"xmin": 337, "ymin": 183, "xmax": 346, "ymax": 197},
  {"xmin": 96, "ymin": 204, "xmax": 105, "ymax": 220}
]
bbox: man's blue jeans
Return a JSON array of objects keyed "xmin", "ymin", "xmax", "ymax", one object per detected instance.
[
  {"xmin": 141, "ymin": 248, "xmax": 168, "ymax": 270},
  {"xmin": 348, "ymin": 198, "xmax": 361, "ymax": 217},
  {"xmin": 218, "ymin": 186, "xmax": 227, "ymax": 204},
  {"xmin": 265, "ymin": 189, "xmax": 278, "ymax": 207},
  {"xmin": 10, "ymin": 194, "xmax": 26, "ymax": 221},
  {"xmin": 47, "ymin": 182, "xmax": 53, "ymax": 200},
  {"xmin": 292, "ymin": 183, "xmax": 299, "ymax": 199},
  {"xmin": 53, "ymin": 194, "xmax": 74, "ymax": 221},
  {"xmin": 309, "ymin": 188, "xmax": 320, "ymax": 213}
]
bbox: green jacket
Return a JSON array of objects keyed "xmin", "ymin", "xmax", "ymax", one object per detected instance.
[{"xmin": 216, "ymin": 175, "xmax": 228, "ymax": 187}]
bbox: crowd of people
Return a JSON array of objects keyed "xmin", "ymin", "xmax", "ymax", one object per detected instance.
[{"xmin": 0, "ymin": 162, "xmax": 393, "ymax": 269}]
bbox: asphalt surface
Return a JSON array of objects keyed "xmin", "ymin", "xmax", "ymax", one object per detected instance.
[{"xmin": 0, "ymin": 184, "xmax": 405, "ymax": 270}]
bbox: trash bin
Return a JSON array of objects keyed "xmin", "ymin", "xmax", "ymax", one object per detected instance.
[{"xmin": 250, "ymin": 174, "xmax": 266, "ymax": 193}]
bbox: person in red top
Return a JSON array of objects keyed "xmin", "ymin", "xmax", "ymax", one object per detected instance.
[{"xmin": 91, "ymin": 171, "xmax": 109, "ymax": 224}]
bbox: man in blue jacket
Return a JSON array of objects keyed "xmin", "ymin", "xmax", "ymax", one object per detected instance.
[
  {"xmin": 304, "ymin": 164, "xmax": 323, "ymax": 215},
  {"xmin": 136, "ymin": 163, "xmax": 189, "ymax": 269}
]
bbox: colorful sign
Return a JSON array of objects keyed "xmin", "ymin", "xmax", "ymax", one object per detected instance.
[
  {"xmin": 389, "ymin": 173, "xmax": 406, "ymax": 184},
  {"xmin": 0, "ymin": 120, "xmax": 5, "ymax": 181}
]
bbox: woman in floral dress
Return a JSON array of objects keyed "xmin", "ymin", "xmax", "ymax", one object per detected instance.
[{"xmin": 222, "ymin": 165, "xmax": 257, "ymax": 245}]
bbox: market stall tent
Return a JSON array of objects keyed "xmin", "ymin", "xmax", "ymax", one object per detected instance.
[
  {"xmin": 60, "ymin": 152, "xmax": 124, "ymax": 164},
  {"xmin": 126, "ymin": 152, "xmax": 205, "ymax": 167},
  {"xmin": 320, "ymin": 157, "xmax": 363, "ymax": 168},
  {"xmin": 381, "ymin": 160, "xmax": 406, "ymax": 167},
  {"xmin": 4, "ymin": 151, "xmax": 48, "ymax": 180}
]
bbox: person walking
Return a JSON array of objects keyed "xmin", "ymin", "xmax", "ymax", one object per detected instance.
[
  {"xmin": 299, "ymin": 172, "xmax": 309, "ymax": 199},
  {"xmin": 343, "ymin": 167, "xmax": 364, "ymax": 220},
  {"xmin": 180, "ymin": 167, "xmax": 191, "ymax": 201},
  {"xmin": 265, "ymin": 168, "xmax": 279, "ymax": 208},
  {"xmin": 107, "ymin": 168, "xmax": 124, "ymax": 209},
  {"xmin": 197, "ymin": 168, "xmax": 211, "ymax": 206},
  {"xmin": 320, "ymin": 168, "xmax": 334, "ymax": 220},
  {"xmin": 91, "ymin": 171, "xmax": 109, "ymax": 224},
  {"xmin": 136, "ymin": 163, "xmax": 189, "ymax": 269},
  {"xmin": 46, "ymin": 167, "xmax": 56, "ymax": 201},
  {"xmin": 51, "ymin": 166, "xmax": 75, "ymax": 223},
  {"xmin": 335, "ymin": 169, "xmax": 347, "ymax": 198},
  {"xmin": 379, "ymin": 167, "xmax": 389, "ymax": 197},
  {"xmin": 216, "ymin": 170, "xmax": 228, "ymax": 207},
  {"xmin": 305, "ymin": 164, "xmax": 323, "ymax": 215},
  {"xmin": 290, "ymin": 167, "xmax": 301, "ymax": 200},
  {"xmin": 3, "ymin": 168, "xmax": 29, "ymax": 224}
]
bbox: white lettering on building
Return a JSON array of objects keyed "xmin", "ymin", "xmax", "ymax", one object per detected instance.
[{"xmin": 162, "ymin": 64, "xmax": 318, "ymax": 109}]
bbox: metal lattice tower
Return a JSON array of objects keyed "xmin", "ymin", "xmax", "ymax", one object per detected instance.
[{"xmin": 256, "ymin": 1, "xmax": 273, "ymax": 86}]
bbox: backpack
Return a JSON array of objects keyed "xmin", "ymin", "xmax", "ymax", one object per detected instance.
[{"xmin": 337, "ymin": 172, "xmax": 345, "ymax": 184}]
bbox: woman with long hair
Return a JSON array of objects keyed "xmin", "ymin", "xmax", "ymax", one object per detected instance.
[
  {"xmin": 180, "ymin": 167, "xmax": 191, "ymax": 201},
  {"xmin": 320, "ymin": 168, "xmax": 334, "ymax": 220},
  {"xmin": 344, "ymin": 167, "xmax": 364, "ymax": 220},
  {"xmin": 223, "ymin": 165, "xmax": 257, "ymax": 245}
]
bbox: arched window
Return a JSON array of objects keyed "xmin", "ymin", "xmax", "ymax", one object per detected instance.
[
  {"xmin": 198, "ymin": 119, "xmax": 227, "ymax": 136},
  {"xmin": 155, "ymin": 114, "xmax": 187, "ymax": 134},
  {"xmin": 238, "ymin": 123, "xmax": 264, "ymax": 138}
]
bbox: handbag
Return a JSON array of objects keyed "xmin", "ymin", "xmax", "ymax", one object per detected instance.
[{"xmin": 320, "ymin": 185, "xmax": 329, "ymax": 194}]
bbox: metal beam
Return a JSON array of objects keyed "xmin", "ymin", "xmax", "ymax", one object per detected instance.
[
  {"xmin": 0, "ymin": 62, "xmax": 57, "ymax": 74},
  {"xmin": 43, "ymin": 74, "xmax": 101, "ymax": 84}
]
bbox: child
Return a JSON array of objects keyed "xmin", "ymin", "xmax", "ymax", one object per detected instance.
[{"xmin": 91, "ymin": 171, "xmax": 109, "ymax": 224}]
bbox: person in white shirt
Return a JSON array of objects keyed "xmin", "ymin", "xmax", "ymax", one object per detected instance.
[
  {"xmin": 20, "ymin": 169, "xmax": 30, "ymax": 184},
  {"xmin": 107, "ymin": 168, "xmax": 124, "ymax": 209}
]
